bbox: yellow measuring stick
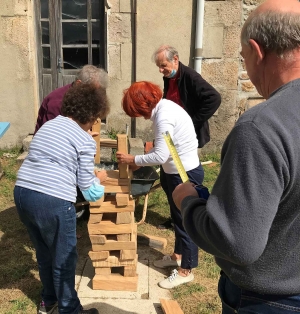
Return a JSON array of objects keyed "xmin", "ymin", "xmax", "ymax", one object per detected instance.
[{"xmin": 162, "ymin": 131, "xmax": 190, "ymax": 183}]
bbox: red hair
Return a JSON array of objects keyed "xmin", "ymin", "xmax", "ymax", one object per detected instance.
[{"xmin": 122, "ymin": 81, "xmax": 163, "ymax": 118}]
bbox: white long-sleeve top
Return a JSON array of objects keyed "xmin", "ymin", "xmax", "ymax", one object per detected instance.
[{"xmin": 135, "ymin": 99, "xmax": 199, "ymax": 174}]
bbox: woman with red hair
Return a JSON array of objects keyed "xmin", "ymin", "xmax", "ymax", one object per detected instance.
[{"xmin": 117, "ymin": 81, "xmax": 204, "ymax": 289}]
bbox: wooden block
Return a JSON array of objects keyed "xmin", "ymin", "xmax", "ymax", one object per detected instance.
[
  {"xmin": 88, "ymin": 220, "xmax": 133, "ymax": 235},
  {"xmin": 89, "ymin": 213, "xmax": 103, "ymax": 224},
  {"xmin": 92, "ymin": 239, "xmax": 136, "ymax": 251},
  {"xmin": 120, "ymin": 249, "xmax": 136, "ymax": 260},
  {"xmin": 92, "ymin": 273, "xmax": 138, "ymax": 291},
  {"xmin": 160, "ymin": 299, "xmax": 184, "ymax": 314},
  {"xmin": 137, "ymin": 233, "xmax": 167, "ymax": 249},
  {"xmin": 89, "ymin": 199, "xmax": 135, "ymax": 214},
  {"xmin": 102, "ymin": 184, "xmax": 129, "ymax": 194},
  {"xmin": 117, "ymin": 134, "xmax": 129, "ymax": 179},
  {"xmin": 90, "ymin": 235, "xmax": 107, "ymax": 244},
  {"xmin": 100, "ymin": 138, "xmax": 117, "ymax": 148},
  {"xmin": 92, "ymin": 119, "xmax": 101, "ymax": 163},
  {"xmin": 95, "ymin": 267, "xmax": 111, "ymax": 275},
  {"xmin": 92, "ymin": 254, "xmax": 138, "ymax": 267},
  {"xmin": 117, "ymin": 221, "xmax": 136, "ymax": 241},
  {"xmin": 89, "ymin": 196, "xmax": 104, "ymax": 207},
  {"xmin": 88, "ymin": 251, "xmax": 109, "ymax": 261},
  {"xmin": 116, "ymin": 212, "xmax": 132, "ymax": 224},
  {"xmin": 117, "ymin": 234, "xmax": 131, "ymax": 241},
  {"xmin": 102, "ymin": 171, "xmax": 129, "ymax": 186},
  {"xmin": 123, "ymin": 265, "xmax": 137, "ymax": 277},
  {"xmin": 116, "ymin": 193, "xmax": 129, "ymax": 206}
]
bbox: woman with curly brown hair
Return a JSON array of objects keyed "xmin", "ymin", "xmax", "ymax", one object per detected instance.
[{"xmin": 14, "ymin": 84, "xmax": 109, "ymax": 314}]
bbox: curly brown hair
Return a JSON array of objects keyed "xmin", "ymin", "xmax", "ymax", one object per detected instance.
[{"xmin": 61, "ymin": 83, "xmax": 109, "ymax": 124}]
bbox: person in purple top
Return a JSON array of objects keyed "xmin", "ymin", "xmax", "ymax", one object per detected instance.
[{"xmin": 34, "ymin": 65, "xmax": 108, "ymax": 134}]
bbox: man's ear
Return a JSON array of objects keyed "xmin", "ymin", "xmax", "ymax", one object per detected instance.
[
  {"xmin": 173, "ymin": 55, "xmax": 179, "ymax": 65},
  {"xmin": 249, "ymin": 39, "xmax": 265, "ymax": 64}
]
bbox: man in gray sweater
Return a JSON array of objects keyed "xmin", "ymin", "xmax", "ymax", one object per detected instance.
[{"xmin": 173, "ymin": 0, "xmax": 300, "ymax": 313}]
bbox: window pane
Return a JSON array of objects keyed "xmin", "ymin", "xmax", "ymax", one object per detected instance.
[
  {"xmin": 62, "ymin": 0, "xmax": 87, "ymax": 19},
  {"xmin": 63, "ymin": 48, "xmax": 88, "ymax": 69},
  {"xmin": 92, "ymin": 22, "xmax": 100, "ymax": 45},
  {"xmin": 92, "ymin": 48, "xmax": 100, "ymax": 66},
  {"xmin": 92, "ymin": 0, "xmax": 100, "ymax": 19},
  {"xmin": 62, "ymin": 22, "xmax": 87, "ymax": 45},
  {"xmin": 40, "ymin": 0, "xmax": 49, "ymax": 19},
  {"xmin": 42, "ymin": 47, "xmax": 51, "ymax": 68},
  {"xmin": 41, "ymin": 21, "xmax": 49, "ymax": 44}
]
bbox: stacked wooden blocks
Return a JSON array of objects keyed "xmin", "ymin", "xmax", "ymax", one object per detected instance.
[{"xmin": 87, "ymin": 134, "xmax": 139, "ymax": 291}]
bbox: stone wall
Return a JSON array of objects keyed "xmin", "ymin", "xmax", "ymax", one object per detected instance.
[
  {"xmin": 0, "ymin": 0, "xmax": 38, "ymax": 148},
  {"xmin": 237, "ymin": 0, "xmax": 265, "ymax": 118},
  {"xmin": 0, "ymin": 0, "xmax": 265, "ymax": 153}
]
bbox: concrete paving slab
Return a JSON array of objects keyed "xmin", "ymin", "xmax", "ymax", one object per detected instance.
[
  {"xmin": 76, "ymin": 256, "xmax": 172, "ymax": 313},
  {"xmin": 79, "ymin": 298, "xmax": 164, "ymax": 314},
  {"xmin": 77, "ymin": 259, "xmax": 148, "ymax": 299}
]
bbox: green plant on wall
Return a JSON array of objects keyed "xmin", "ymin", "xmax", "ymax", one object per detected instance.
[{"xmin": 106, "ymin": 128, "xmax": 125, "ymax": 162}]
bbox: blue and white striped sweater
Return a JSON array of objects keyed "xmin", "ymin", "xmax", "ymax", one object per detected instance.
[{"xmin": 16, "ymin": 115, "xmax": 100, "ymax": 203}]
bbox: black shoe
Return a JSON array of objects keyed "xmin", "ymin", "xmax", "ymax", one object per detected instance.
[
  {"xmin": 157, "ymin": 218, "xmax": 173, "ymax": 230},
  {"xmin": 79, "ymin": 307, "xmax": 99, "ymax": 314}
]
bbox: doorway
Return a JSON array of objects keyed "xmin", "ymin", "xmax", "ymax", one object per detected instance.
[{"xmin": 35, "ymin": 0, "xmax": 106, "ymax": 101}]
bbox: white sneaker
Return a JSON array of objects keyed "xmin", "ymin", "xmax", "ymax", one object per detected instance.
[
  {"xmin": 153, "ymin": 255, "xmax": 181, "ymax": 268},
  {"xmin": 158, "ymin": 269, "xmax": 194, "ymax": 289}
]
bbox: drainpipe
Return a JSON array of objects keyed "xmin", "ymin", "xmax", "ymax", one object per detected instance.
[
  {"xmin": 131, "ymin": 0, "xmax": 137, "ymax": 138},
  {"xmin": 194, "ymin": 0, "xmax": 205, "ymax": 74}
]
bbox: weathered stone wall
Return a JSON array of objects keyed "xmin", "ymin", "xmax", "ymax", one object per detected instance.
[
  {"xmin": 0, "ymin": 0, "xmax": 265, "ymax": 153},
  {"xmin": 0, "ymin": 0, "xmax": 38, "ymax": 148},
  {"xmin": 105, "ymin": 0, "xmax": 246, "ymax": 154},
  {"xmin": 237, "ymin": 0, "xmax": 265, "ymax": 118}
]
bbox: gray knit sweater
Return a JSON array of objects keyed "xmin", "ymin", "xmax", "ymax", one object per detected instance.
[{"xmin": 181, "ymin": 78, "xmax": 300, "ymax": 294}]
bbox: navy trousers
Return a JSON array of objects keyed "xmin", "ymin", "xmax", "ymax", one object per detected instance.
[
  {"xmin": 219, "ymin": 271, "xmax": 300, "ymax": 314},
  {"xmin": 14, "ymin": 186, "xmax": 81, "ymax": 314},
  {"xmin": 160, "ymin": 165, "xmax": 204, "ymax": 269}
]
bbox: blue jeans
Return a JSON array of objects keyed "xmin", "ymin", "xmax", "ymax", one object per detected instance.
[
  {"xmin": 218, "ymin": 271, "xmax": 300, "ymax": 313},
  {"xmin": 160, "ymin": 165, "xmax": 204, "ymax": 269},
  {"xmin": 14, "ymin": 186, "xmax": 81, "ymax": 314}
]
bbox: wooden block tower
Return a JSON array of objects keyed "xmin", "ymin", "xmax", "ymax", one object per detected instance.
[{"xmin": 87, "ymin": 133, "xmax": 138, "ymax": 291}]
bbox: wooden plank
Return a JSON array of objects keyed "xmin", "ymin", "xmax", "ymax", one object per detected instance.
[
  {"xmin": 88, "ymin": 221, "xmax": 133, "ymax": 235},
  {"xmin": 117, "ymin": 134, "xmax": 129, "ymax": 179},
  {"xmin": 92, "ymin": 273, "xmax": 138, "ymax": 291},
  {"xmin": 116, "ymin": 193, "xmax": 129, "ymax": 206},
  {"xmin": 137, "ymin": 233, "xmax": 167, "ymax": 249},
  {"xmin": 92, "ymin": 254, "xmax": 138, "ymax": 267},
  {"xmin": 92, "ymin": 239, "xmax": 136, "ymax": 251},
  {"xmin": 92, "ymin": 119, "xmax": 101, "ymax": 163},
  {"xmin": 100, "ymin": 138, "xmax": 117, "ymax": 148},
  {"xmin": 117, "ymin": 234, "xmax": 131, "ymax": 241},
  {"xmin": 102, "ymin": 185, "xmax": 129, "ymax": 194},
  {"xmin": 102, "ymin": 170, "xmax": 129, "ymax": 186},
  {"xmin": 89, "ymin": 199, "xmax": 135, "ymax": 214},
  {"xmin": 95, "ymin": 267, "xmax": 111, "ymax": 275},
  {"xmin": 89, "ymin": 235, "xmax": 107, "ymax": 244},
  {"xmin": 88, "ymin": 251, "xmax": 109, "ymax": 261},
  {"xmin": 89, "ymin": 213, "xmax": 103, "ymax": 224},
  {"xmin": 116, "ymin": 212, "xmax": 132, "ymax": 224},
  {"xmin": 120, "ymin": 249, "xmax": 136, "ymax": 261},
  {"xmin": 123, "ymin": 265, "xmax": 137, "ymax": 277},
  {"xmin": 89, "ymin": 196, "xmax": 104, "ymax": 207},
  {"xmin": 160, "ymin": 299, "xmax": 184, "ymax": 314}
]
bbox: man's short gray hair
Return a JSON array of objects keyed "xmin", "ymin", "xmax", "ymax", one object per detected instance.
[
  {"xmin": 241, "ymin": 11, "xmax": 300, "ymax": 57},
  {"xmin": 76, "ymin": 65, "xmax": 108, "ymax": 89},
  {"xmin": 152, "ymin": 45, "xmax": 179, "ymax": 62}
]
